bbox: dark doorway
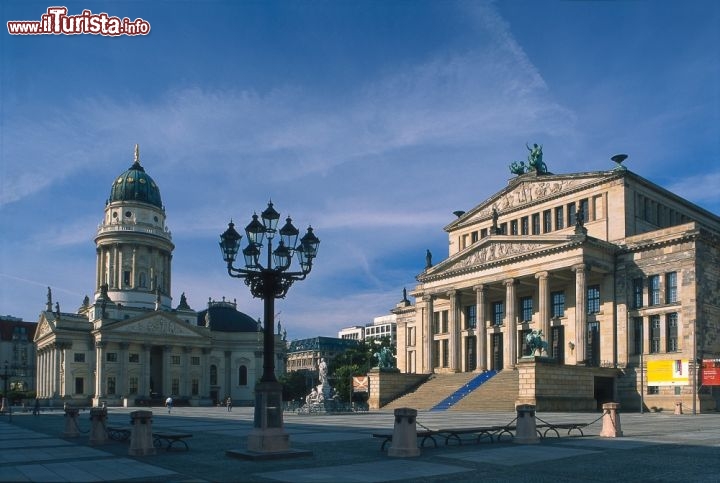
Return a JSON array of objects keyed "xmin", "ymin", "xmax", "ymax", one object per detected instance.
[
  {"xmin": 520, "ymin": 329, "xmax": 532, "ymax": 357},
  {"xmin": 465, "ymin": 336, "xmax": 477, "ymax": 372},
  {"xmin": 150, "ymin": 346, "xmax": 164, "ymax": 397},
  {"xmin": 594, "ymin": 376, "xmax": 615, "ymax": 410},
  {"xmin": 491, "ymin": 334, "xmax": 503, "ymax": 371}
]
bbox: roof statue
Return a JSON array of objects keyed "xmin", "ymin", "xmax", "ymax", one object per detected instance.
[
  {"xmin": 425, "ymin": 249, "xmax": 433, "ymax": 268},
  {"xmin": 509, "ymin": 143, "xmax": 548, "ymax": 175},
  {"xmin": 134, "ymin": 143, "xmax": 140, "ymax": 164}
]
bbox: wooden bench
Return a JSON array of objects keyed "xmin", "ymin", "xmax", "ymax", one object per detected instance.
[
  {"xmin": 372, "ymin": 430, "xmax": 438, "ymax": 451},
  {"xmin": 153, "ymin": 432, "xmax": 193, "ymax": 451},
  {"xmin": 107, "ymin": 426, "xmax": 131, "ymax": 442}
]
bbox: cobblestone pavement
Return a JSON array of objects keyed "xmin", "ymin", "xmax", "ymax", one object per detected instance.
[{"xmin": 1, "ymin": 406, "xmax": 719, "ymax": 482}]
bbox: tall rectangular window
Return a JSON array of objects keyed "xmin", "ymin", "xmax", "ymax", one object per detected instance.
[
  {"xmin": 192, "ymin": 379, "xmax": 199, "ymax": 396},
  {"xmin": 666, "ymin": 313, "xmax": 678, "ymax": 352},
  {"xmin": 587, "ymin": 285, "xmax": 600, "ymax": 314},
  {"xmin": 492, "ymin": 301, "xmax": 504, "ymax": 325},
  {"xmin": 129, "ymin": 376, "xmax": 138, "ymax": 395},
  {"xmin": 555, "ymin": 206, "xmax": 564, "ymax": 230},
  {"xmin": 107, "ymin": 376, "xmax": 116, "ymax": 395},
  {"xmin": 633, "ymin": 317, "xmax": 643, "ymax": 354},
  {"xmin": 551, "ymin": 291, "xmax": 565, "ymax": 318},
  {"xmin": 432, "ymin": 341, "xmax": 440, "ymax": 368},
  {"xmin": 432, "ymin": 312, "xmax": 440, "ymax": 335},
  {"xmin": 471, "ymin": 231, "xmax": 478, "ymax": 243},
  {"xmin": 632, "ymin": 278, "xmax": 644, "ymax": 309},
  {"xmin": 579, "ymin": 198, "xmax": 589, "ymax": 222},
  {"xmin": 129, "ymin": 353, "xmax": 139, "ymax": 363},
  {"xmin": 500, "ymin": 222, "xmax": 507, "ymax": 235},
  {"xmin": 520, "ymin": 296, "xmax": 533, "ymax": 322},
  {"xmin": 440, "ymin": 310, "xmax": 449, "ymax": 333},
  {"xmin": 543, "ymin": 210, "xmax": 552, "ymax": 233},
  {"xmin": 191, "ymin": 356, "xmax": 200, "ymax": 365},
  {"xmin": 532, "ymin": 213, "xmax": 540, "ymax": 235},
  {"xmin": 441, "ymin": 339, "xmax": 449, "ymax": 367},
  {"xmin": 650, "ymin": 315, "xmax": 661, "ymax": 353},
  {"xmin": 106, "ymin": 352, "xmax": 117, "ymax": 362},
  {"xmin": 510, "ymin": 220, "xmax": 518, "ymax": 235},
  {"xmin": 568, "ymin": 203, "xmax": 577, "ymax": 226},
  {"xmin": 649, "ymin": 275, "xmax": 661, "ymax": 305},
  {"xmin": 74, "ymin": 353, "xmax": 85, "ymax": 363},
  {"xmin": 465, "ymin": 305, "xmax": 477, "ymax": 329},
  {"xmin": 666, "ymin": 272, "xmax": 678, "ymax": 303},
  {"xmin": 521, "ymin": 217, "xmax": 529, "ymax": 235},
  {"xmin": 171, "ymin": 355, "xmax": 181, "ymax": 365},
  {"xmin": 480, "ymin": 228, "xmax": 488, "ymax": 238},
  {"xmin": 171, "ymin": 378, "xmax": 180, "ymax": 395}
]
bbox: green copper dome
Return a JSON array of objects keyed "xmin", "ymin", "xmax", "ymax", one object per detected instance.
[{"xmin": 109, "ymin": 145, "xmax": 163, "ymax": 208}]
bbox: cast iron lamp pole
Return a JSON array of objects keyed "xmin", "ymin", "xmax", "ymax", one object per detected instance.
[
  {"xmin": 0, "ymin": 361, "xmax": 9, "ymax": 414},
  {"xmin": 219, "ymin": 201, "xmax": 319, "ymax": 454}
]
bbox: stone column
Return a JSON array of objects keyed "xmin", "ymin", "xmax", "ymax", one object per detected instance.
[
  {"xmin": 474, "ymin": 285, "xmax": 487, "ymax": 371},
  {"xmin": 141, "ymin": 344, "xmax": 151, "ymax": 397},
  {"xmin": 96, "ymin": 248, "xmax": 102, "ymax": 291},
  {"xmin": 505, "ymin": 279, "xmax": 517, "ymax": 368},
  {"xmin": 422, "ymin": 295, "xmax": 434, "ymax": 374},
  {"xmin": 53, "ymin": 344, "xmax": 61, "ymax": 397},
  {"xmin": 95, "ymin": 341, "xmax": 105, "ymax": 398},
  {"xmin": 573, "ymin": 264, "xmax": 587, "ymax": 363},
  {"xmin": 224, "ymin": 350, "xmax": 232, "ymax": 398},
  {"xmin": 119, "ymin": 342, "xmax": 129, "ymax": 398},
  {"xmin": 182, "ymin": 347, "xmax": 191, "ymax": 397},
  {"xmin": 447, "ymin": 290, "xmax": 460, "ymax": 372},
  {"xmin": 131, "ymin": 246, "xmax": 137, "ymax": 289},
  {"xmin": 536, "ymin": 271, "xmax": 550, "ymax": 351},
  {"xmin": 201, "ymin": 348, "xmax": 211, "ymax": 398},
  {"xmin": 163, "ymin": 346, "xmax": 172, "ymax": 396}
]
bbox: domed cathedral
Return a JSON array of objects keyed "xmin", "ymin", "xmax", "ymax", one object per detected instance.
[
  {"xmin": 391, "ymin": 148, "xmax": 720, "ymax": 413},
  {"xmin": 33, "ymin": 146, "xmax": 286, "ymax": 408}
]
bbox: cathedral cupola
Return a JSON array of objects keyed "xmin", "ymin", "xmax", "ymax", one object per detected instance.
[{"xmin": 94, "ymin": 145, "xmax": 174, "ymax": 312}]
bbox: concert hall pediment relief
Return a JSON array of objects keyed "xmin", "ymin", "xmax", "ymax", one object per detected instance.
[
  {"xmin": 420, "ymin": 238, "xmax": 574, "ymax": 282},
  {"xmin": 109, "ymin": 313, "xmax": 206, "ymax": 339}
]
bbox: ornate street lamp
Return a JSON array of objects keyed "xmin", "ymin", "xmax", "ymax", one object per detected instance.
[{"xmin": 219, "ymin": 201, "xmax": 319, "ymax": 456}]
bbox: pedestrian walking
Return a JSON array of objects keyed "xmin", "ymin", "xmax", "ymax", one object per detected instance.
[
  {"xmin": 226, "ymin": 396, "xmax": 232, "ymax": 412},
  {"xmin": 165, "ymin": 396, "xmax": 173, "ymax": 414},
  {"xmin": 33, "ymin": 398, "xmax": 40, "ymax": 416}
]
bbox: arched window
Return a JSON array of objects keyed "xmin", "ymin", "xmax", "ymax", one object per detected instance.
[
  {"xmin": 210, "ymin": 364, "xmax": 217, "ymax": 386},
  {"xmin": 138, "ymin": 272, "xmax": 147, "ymax": 288},
  {"xmin": 238, "ymin": 365, "xmax": 248, "ymax": 386}
]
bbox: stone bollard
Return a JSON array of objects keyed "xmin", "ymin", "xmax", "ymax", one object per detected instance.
[
  {"xmin": 63, "ymin": 406, "xmax": 81, "ymax": 438},
  {"xmin": 128, "ymin": 410, "xmax": 156, "ymax": 456},
  {"xmin": 0, "ymin": 397, "xmax": 7, "ymax": 414},
  {"xmin": 674, "ymin": 401, "xmax": 683, "ymax": 415},
  {"xmin": 514, "ymin": 404, "xmax": 539, "ymax": 444},
  {"xmin": 388, "ymin": 407, "xmax": 420, "ymax": 457},
  {"xmin": 600, "ymin": 402, "xmax": 623, "ymax": 438},
  {"xmin": 89, "ymin": 407, "xmax": 108, "ymax": 445}
]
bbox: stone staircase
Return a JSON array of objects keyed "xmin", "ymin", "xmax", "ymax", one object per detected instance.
[
  {"xmin": 383, "ymin": 372, "xmax": 477, "ymax": 411},
  {"xmin": 450, "ymin": 369, "xmax": 519, "ymax": 411},
  {"xmin": 382, "ymin": 370, "xmax": 520, "ymax": 412}
]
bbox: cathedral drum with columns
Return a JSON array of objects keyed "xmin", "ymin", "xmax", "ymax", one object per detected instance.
[
  {"xmin": 33, "ymin": 146, "xmax": 286, "ymax": 408},
  {"xmin": 393, "ymin": 151, "xmax": 720, "ymax": 412}
]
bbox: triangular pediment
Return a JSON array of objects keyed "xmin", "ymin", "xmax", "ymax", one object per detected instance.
[
  {"xmin": 34, "ymin": 313, "xmax": 56, "ymax": 341},
  {"xmin": 419, "ymin": 235, "xmax": 580, "ymax": 282},
  {"xmin": 447, "ymin": 170, "xmax": 618, "ymax": 231},
  {"xmin": 105, "ymin": 312, "xmax": 207, "ymax": 339}
]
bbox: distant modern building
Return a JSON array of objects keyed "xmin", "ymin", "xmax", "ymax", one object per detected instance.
[
  {"xmin": 393, "ymin": 151, "xmax": 720, "ymax": 411},
  {"xmin": 33, "ymin": 146, "xmax": 283, "ymax": 407},
  {"xmin": 338, "ymin": 325, "xmax": 364, "ymax": 341},
  {"xmin": 286, "ymin": 337, "xmax": 359, "ymax": 373},
  {"xmin": 0, "ymin": 316, "xmax": 37, "ymax": 397},
  {"xmin": 338, "ymin": 315, "xmax": 398, "ymax": 345}
]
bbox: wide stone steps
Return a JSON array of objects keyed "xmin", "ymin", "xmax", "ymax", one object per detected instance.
[
  {"xmin": 383, "ymin": 372, "xmax": 477, "ymax": 411},
  {"xmin": 382, "ymin": 370, "xmax": 520, "ymax": 412}
]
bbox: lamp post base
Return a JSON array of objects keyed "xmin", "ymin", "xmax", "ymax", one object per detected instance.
[{"xmin": 226, "ymin": 381, "xmax": 312, "ymax": 460}]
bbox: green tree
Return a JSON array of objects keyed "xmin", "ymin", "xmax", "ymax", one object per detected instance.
[
  {"xmin": 278, "ymin": 370, "xmax": 310, "ymax": 402},
  {"xmin": 329, "ymin": 337, "xmax": 395, "ymax": 403}
]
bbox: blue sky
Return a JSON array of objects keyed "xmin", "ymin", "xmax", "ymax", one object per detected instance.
[{"xmin": 1, "ymin": 0, "xmax": 718, "ymax": 340}]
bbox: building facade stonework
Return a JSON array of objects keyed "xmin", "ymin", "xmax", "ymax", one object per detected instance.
[
  {"xmin": 33, "ymin": 146, "xmax": 285, "ymax": 407},
  {"xmin": 393, "ymin": 162, "xmax": 720, "ymax": 411}
]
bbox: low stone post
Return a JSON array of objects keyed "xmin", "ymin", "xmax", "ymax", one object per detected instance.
[
  {"xmin": 0, "ymin": 397, "xmax": 8, "ymax": 414},
  {"xmin": 129, "ymin": 410, "xmax": 156, "ymax": 456},
  {"xmin": 62, "ymin": 406, "xmax": 81, "ymax": 438},
  {"xmin": 89, "ymin": 407, "xmax": 108, "ymax": 445},
  {"xmin": 514, "ymin": 404, "xmax": 539, "ymax": 444},
  {"xmin": 674, "ymin": 401, "xmax": 683, "ymax": 415},
  {"xmin": 388, "ymin": 407, "xmax": 420, "ymax": 457},
  {"xmin": 600, "ymin": 402, "xmax": 623, "ymax": 438}
]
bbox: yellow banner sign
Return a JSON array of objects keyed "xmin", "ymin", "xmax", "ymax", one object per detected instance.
[
  {"xmin": 647, "ymin": 359, "xmax": 689, "ymax": 386},
  {"xmin": 352, "ymin": 376, "xmax": 369, "ymax": 393}
]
